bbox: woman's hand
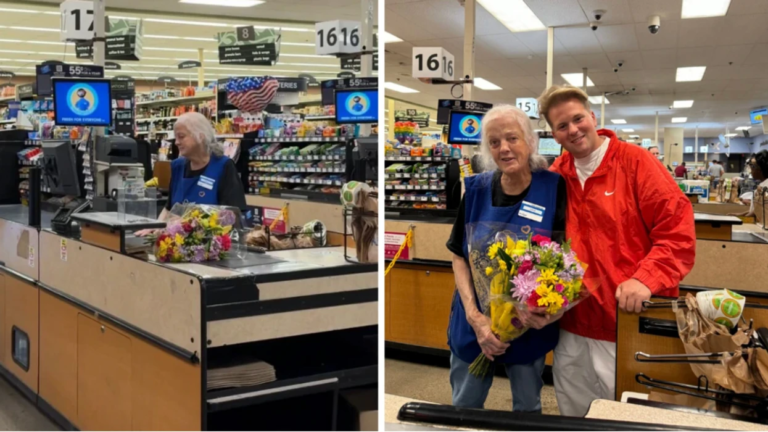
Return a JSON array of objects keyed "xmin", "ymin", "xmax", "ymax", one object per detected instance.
[
  {"xmin": 469, "ymin": 312, "xmax": 509, "ymax": 361},
  {"xmin": 518, "ymin": 305, "xmax": 565, "ymax": 330},
  {"xmin": 134, "ymin": 229, "xmax": 159, "ymax": 237}
]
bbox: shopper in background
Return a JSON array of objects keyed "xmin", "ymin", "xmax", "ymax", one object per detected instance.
[
  {"xmin": 648, "ymin": 146, "xmax": 660, "ymax": 159},
  {"xmin": 709, "ymin": 160, "xmax": 725, "ymax": 189},
  {"xmin": 729, "ymin": 151, "xmax": 768, "ymax": 218},
  {"xmin": 445, "ymin": 105, "xmax": 567, "ymax": 413},
  {"xmin": 675, "ymin": 162, "xmax": 688, "ymax": 179},
  {"xmin": 136, "ymin": 112, "xmax": 246, "ymax": 236},
  {"xmin": 536, "ymin": 85, "xmax": 696, "ymax": 417}
]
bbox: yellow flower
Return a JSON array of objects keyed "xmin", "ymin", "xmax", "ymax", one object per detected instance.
[
  {"xmin": 506, "ymin": 236, "xmax": 515, "ymax": 250},
  {"xmin": 158, "ymin": 243, "xmax": 167, "ymax": 257},
  {"xmin": 535, "ymin": 282, "xmax": 552, "ymax": 298},
  {"xmin": 488, "ymin": 242, "xmax": 502, "ymax": 259},
  {"xmin": 512, "ymin": 239, "xmax": 528, "ymax": 256},
  {"xmin": 174, "ymin": 233, "xmax": 184, "ymax": 246},
  {"xmin": 498, "ymin": 260, "xmax": 507, "ymax": 272},
  {"xmin": 537, "ymin": 268, "xmax": 558, "ymax": 285},
  {"xmin": 485, "ymin": 267, "xmax": 493, "ymax": 276},
  {"xmin": 222, "ymin": 226, "xmax": 232, "ymax": 235},
  {"xmin": 209, "ymin": 212, "xmax": 219, "ymax": 228}
]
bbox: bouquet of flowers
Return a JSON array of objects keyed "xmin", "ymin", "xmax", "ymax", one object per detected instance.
[
  {"xmin": 466, "ymin": 223, "xmax": 592, "ymax": 377},
  {"xmin": 153, "ymin": 205, "xmax": 236, "ymax": 263}
]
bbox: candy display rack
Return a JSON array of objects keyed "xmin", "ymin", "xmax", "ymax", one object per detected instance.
[{"xmin": 384, "ymin": 153, "xmax": 462, "ymax": 217}]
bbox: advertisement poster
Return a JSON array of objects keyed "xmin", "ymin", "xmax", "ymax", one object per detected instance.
[
  {"xmin": 384, "ymin": 232, "xmax": 409, "ymax": 260},
  {"xmin": 263, "ymin": 207, "xmax": 286, "ymax": 235},
  {"xmin": 54, "ymin": 80, "xmax": 111, "ymax": 126},
  {"xmin": 448, "ymin": 111, "xmax": 482, "ymax": 145}
]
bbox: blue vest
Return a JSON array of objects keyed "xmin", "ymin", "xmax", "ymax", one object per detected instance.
[
  {"xmin": 447, "ymin": 170, "xmax": 561, "ymax": 365},
  {"xmin": 169, "ymin": 154, "xmax": 227, "ymax": 207}
]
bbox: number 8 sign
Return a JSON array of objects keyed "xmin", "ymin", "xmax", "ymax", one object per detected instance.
[{"xmin": 412, "ymin": 47, "xmax": 454, "ymax": 81}]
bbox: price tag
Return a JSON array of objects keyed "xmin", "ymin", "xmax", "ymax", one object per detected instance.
[
  {"xmin": 421, "ymin": 196, "xmax": 429, "ymax": 202},
  {"xmin": 395, "ymin": 185, "xmax": 406, "ymax": 190},
  {"xmin": 415, "ymin": 156, "xmax": 422, "ymax": 161},
  {"xmin": 60, "ymin": 0, "xmax": 94, "ymax": 41},
  {"xmin": 432, "ymin": 197, "xmax": 440, "ymax": 202},
  {"xmin": 516, "ymin": 97, "xmax": 540, "ymax": 119},
  {"xmin": 412, "ymin": 47, "xmax": 455, "ymax": 81},
  {"xmin": 407, "ymin": 185, "xmax": 414, "ymax": 190},
  {"xmin": 386, "ymin": 185, "xmax": 393, "ymax": 190},
  {"xmin": 395, "ymin": 173, "xmax": 402, "ymax": 178},
  {"xmin": 315, "ymin": 20, "xmax": 363, "ymax": 55}
]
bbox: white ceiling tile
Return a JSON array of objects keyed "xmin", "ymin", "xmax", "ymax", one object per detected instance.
[
  {"xmin": 387, "ymin": 0, "xmax": 465, "ymax": 39},
  {"xmin": 589, "ymin": 71, "xmax": 624, "ymax": 86},
  {"xmin": 512, "ymin": 30, "xmax": 569, "ymax": 56},
  {"xmin": 571, "ymin": 53, "xmax": 613, "ymax": 71},
  {"xmin": 384, "ymin": 9, "xmax": 442, "ymax": 41},
  {"xmin": 714, "ymin": 15, "xmax": 767, "ymax": 46},
  {"xmin": 476, "ymin": 33, "xmax": 534, "ymax": 60},
  {"xmin": 634, "ymin": 20, "xmax": 680, "ymax": 50},
  {"xmin": 743, "ymin": 44, "xmax": 768, "ymax": 65},
  {"xmin": 524, "ymin": 0, "xmax": 589, "ymax": 27},
  {"xmin": 578, "ymin": 0, "xmax": 634, "ymax": 25},
  {"xmin": 727, "ymin": 0, "xmax": 768, "ymax": 15},
  {"xmin": 476, "ymin": 60, "xmax": 529, "ymax": 79},
  {"xmin": 641, "ymin": 48, "xmax": 677, "ymax": 67},
  {"xmin": 677, "ymin": 18, "xmax": 721, "ymax": 48},
  {"xmin": 629, "ymin": 0, "xmax": 683, "ymax": 22},
  {"xmin": 475, "ymin": 3, "xmax": 519, "ymax": 36},
  {"xmin": 606, "ymin": 51, "xmax": 644, "ymax": 70},
  {"xmin": 555, "ymin": 27, "xmax": 604, "ymax": 55},
  {"xmin": 594, "ymin": 24, "xmax": 639, "ymax": 52}
]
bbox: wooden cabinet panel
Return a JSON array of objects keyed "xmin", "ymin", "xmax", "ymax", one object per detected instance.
[
  {"xmin": 0, "ymin": 273, "xmax": 5, "ymax": 369},
  {"xmin": 388, "ymin": 265, "xmax": 455, "ymax": 350},
  {"xmin": 77, "ymin": 314, "xmax": 132, "ymax": 431},
  {"xmin": 3, "ymin": 275, "xmax": 38, "ymax": 392},
  {"xmin": 39, "ymin": 290, "xmax": 79, "ymax": 424}
]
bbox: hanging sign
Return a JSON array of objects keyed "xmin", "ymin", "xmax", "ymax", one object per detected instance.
[
  {"xmin": 111, "ymin": 76, "xmax": 135, "ymax": 91},
  {"xmin": 395, "ymin": 110, "xmax": 430, "ymax": 128},
  {"xmin": 516, "ymin": 98, "xmax": 539, "ymax": 119},
  {"xmin": 216, "ymin": 28, "xmax": 281, "ymax": 66},
  {"xmin": 338, "ymin": 71, "xmax": 355, "ymax": 79},
  {"xmin": 74, "ymin": 18, "xmax": 144, "ymax": 61},
  {"xmin": 412, "ymin": 47, "xmax": 454, "ymax": 81},
  {"xmin": 0, "ymin": 71, "xmax": 15, "ymax": 78},
  {"xmin": 157, "ymin": 76, "xmax": 177, "ymax": 83},
  {"xmin": 437, "ymin": 99, "xmax": 493, "ymax": 124},
  {"xmin": 315, "ymin": 20, "xmax": 361, "ymax": 56},
  {"xmin": 277, "ymin": 77, "xmax": 308, "ymax": 92},
  {"xmin": 60, "ymin": 0, "xmax": 94, "ymax": 41},
  {"xmin": 340, "ymin": 52, "xmax": 378, "ymax": 72},
  {"xmin": 105, "ymin": 61, "xmax": 121, "ymax": 70},
  {"xmin": 236, "ymin": 26, "xmax": 257, "ymax": 42},
  {"xmin": 322, "ymin": 77, "xmax": 377, "ymax": 90},
  {"xmin": 178, "ymin": 60, "xmax": 201, "ymax": 69},
  {"xmin": 16, "ymin": 84, "xmax": 34, "ymax": 99}
]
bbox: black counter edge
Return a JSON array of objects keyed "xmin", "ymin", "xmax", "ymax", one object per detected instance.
[
  {"xmin": 396, "ymin": 402, "xmax": 719, "ymax": 431},
  {"xmin": 0, "ymin": 362, "xmax": 38, "ymax": 406},
  {"xmin": 384, "ymin": 258, "xmax": 452, "ymax": 268},
  {"xmin": 205, "ymin": 364, "xmax": 377, "ymax": 413},
  {"xmin": 38, "ymin": 396, "xmax": 79, "ymax": 431},
  {"xmin": 0, "ymin": 263, "xmax": 37, "ymax": 285},
  {"xmin": 207, "ymin": 287, "xmax": 377, "ymax": 321},
  {"xmin": 200, "ymin": 276, "xmax": 209, "ymax": 431},
  {"xmin": 679, "ymin": 284, "xmax": 768, "ymax": 299},
  {"xmin": 204, "ymin": 273, "xmax": 260, "ymax": 306},
  {"xmin": 37, "ymin": 281, "xmax": 200, "ymax": 365},
  {"xmin": 385, "ymin": 341, "xmax": 450, "ymax": 358}
]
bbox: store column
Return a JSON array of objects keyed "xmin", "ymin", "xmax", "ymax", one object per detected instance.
[
  {"xmin": 463, "ymin": 0, "xmax": 475, "ymax": 100},
  {"xmin": 664, "ymin": 127, "xmax": 684, "ymax": 167}
]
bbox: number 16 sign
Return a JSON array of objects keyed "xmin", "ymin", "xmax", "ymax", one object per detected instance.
[{"xmin": 412, "ymin": 47, "xmax": 454, "ymax": 81}]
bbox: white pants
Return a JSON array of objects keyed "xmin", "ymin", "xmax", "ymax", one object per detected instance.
[{"xmin": 553, "ymin": 329, "xmax": 616, "ymax": 417}]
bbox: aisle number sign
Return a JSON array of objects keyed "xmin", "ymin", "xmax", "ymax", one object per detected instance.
[
  {"xmin": 516, "ymin": 98, "xmax": 539, "ymax": 119},
  {"xmin": 60, "ymin": 0, "xmax": 95, "ymax": 42},
  {"xmin": 412, "ymin": 47, "xmax": 455, "ymax": 81},
  {"xmin": 315, "ymin": 20, "xmax": 362, "ymax": 56},
  {"xmin": 384, "ymin": 232, "xmax": 410, "ymax": 261}
]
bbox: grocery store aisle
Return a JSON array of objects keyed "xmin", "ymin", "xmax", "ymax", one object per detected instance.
[{"xmin": 0, "ymin": 377, "xmax": 58, "ymax": 431}]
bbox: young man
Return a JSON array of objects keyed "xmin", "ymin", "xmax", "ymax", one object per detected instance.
[
  {"xmin": 675, "ymin": 162, "xmax": 688, "ymax": 179},
  {"xmin": 709, "ymin": 159, "xmax": 725, "ymax": 189},
  {"xmin": 534, "ymin": 85, "xmax": 696, "ymax": 416},
  {"xmin": 648, "ymin": 146, "xmax": 660, "ymax": 159}
]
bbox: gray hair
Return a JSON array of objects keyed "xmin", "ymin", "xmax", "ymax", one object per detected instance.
[
  {"xmin": 175, "ymin": 112, "xmax": 223, "ymax": 157},
  {"xmin": 477, "ymin": 104, "xmax": 548, "ymax": 172}
]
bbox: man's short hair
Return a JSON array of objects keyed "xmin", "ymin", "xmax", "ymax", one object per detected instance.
[
  {"xmin": 648, "ymin": 146, "xmax": 658, "ymax": 151},
  {"xmin": 537, "ymin": 85, "xmax": 590, "ymax": 126}
]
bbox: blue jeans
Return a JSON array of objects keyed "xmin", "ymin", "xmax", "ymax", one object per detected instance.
[{"xmin": 449, "ymin": 353, "xmax": 546, "ymax": 413}]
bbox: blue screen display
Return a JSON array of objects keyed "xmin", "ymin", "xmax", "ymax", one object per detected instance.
[
  {"xmin": 335, "ymin": 88, "xmax": 378, "ymax": 123},
  {"xmin": 53, "ymin": 79, "xmax": 111, "ymax": 126},
  {"xmin": 750, "ymin": 107, "xmax": 767, "ymax": 125},
  {"xmin": 448, "ymin": 111, "xmax": 483, "ymax": 145}
]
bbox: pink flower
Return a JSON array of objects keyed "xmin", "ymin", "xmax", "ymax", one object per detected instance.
[
  {"xmin": 518, "ymin": 260, "xmax": 534, "ymax": 275},
  {"xmin": 511, "ymin": 269, "xmax": 540, "ymax": 302},
  {"xmin": 555, "ymin": 284, "xmax": 565, "ymax": 293},
  {"xmin": 562, "ymin": 297, "xmax": 570, "ymax": 309},
  {"xmin": 532, "ymin": 234, "xmax": 551, "ymax": 246}
]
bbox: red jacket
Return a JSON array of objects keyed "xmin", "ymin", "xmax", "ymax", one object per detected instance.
[{"xmin": 550, "ymin": 130, "xmax": 696, "ymax": 342}]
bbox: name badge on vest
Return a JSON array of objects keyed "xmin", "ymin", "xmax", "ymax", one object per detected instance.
[
  {"xmin": 198, "ymin": 175, "xmax": 215, "ymax": 191},
  {"xmin": 519, "ymin": 201, "xmax": 545, "ymax": 223}
]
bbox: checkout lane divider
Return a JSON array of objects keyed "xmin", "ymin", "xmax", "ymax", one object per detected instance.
[{"xmin": 384, "ymin": 226, "xmax": 414, "ymax": 277}]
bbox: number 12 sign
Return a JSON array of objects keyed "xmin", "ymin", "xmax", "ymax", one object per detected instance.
[
  {"xmin": 412, "ymin": 47, "xmax": 454, "ymax": 81},
  {"xmin": 60, "ymin": 0, "xmax": 95, "ymax": 42},
  {"xmin": 315, "ymin": 20, "xmax": 362, "ymax": 56}
]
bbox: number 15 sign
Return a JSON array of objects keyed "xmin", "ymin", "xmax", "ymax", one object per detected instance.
[{"xmin": 412, "ymin": 47, "xmax": 455, "ymax": 81}]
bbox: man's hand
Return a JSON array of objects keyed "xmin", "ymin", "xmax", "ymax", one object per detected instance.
[
  {"xmin": 615, "ymin": 278, "xmax": 652, "ymax": 313},
  {"xmin": 468, "ymin": 312, "xmax": 509, "ymax": 361}
]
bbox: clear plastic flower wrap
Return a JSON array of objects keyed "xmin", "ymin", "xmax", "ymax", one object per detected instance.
[
  {"xmin": 152, "ymin": 204, "xmax": 237, "ymax": 263},
  {"xmin": 465, "ymin": 221, "xmax": 600, "ymax": 377}
]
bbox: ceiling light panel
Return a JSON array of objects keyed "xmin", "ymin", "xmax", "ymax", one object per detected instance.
[
  {"xmin": 611, "ymin": 119, "xmax": 627, "ymax": 124},
  {"xmin": 724, "ymin": 133, "xmax": 737, "ymax": 137},
  {"xmin": 380, "ymin": 31, "xmax": 403, "ymax": 43},
  {"xmin": 676, "ymin": 67, "xmax": 706, "ymax": 82},
  {"xmin": 562, "ymin": 73, "xmax": 594, "ymax": 87},
  {"xmin": 474, "ymin": 77, "xmax": 502, "ymax": 90},
  {"xmin": 179, "ymin": 0, "xmax": 265, "ymax": 6},
  {"xmin": 385, "ymin": 82, "xmax": 420, "ymax": 93},
  {"xmin": 478, "ymin": 0, "xmax": 545, "ymax": 32},
  {"xmin": 588, "ymin": 96, "xmax": 609, "ymax": 105},
  {"xmin": 735, "ymin": 126, "xmax": 751, "ymax": 130},
  {"xmin": 672, "ymin": 100, "xmax": 694, "ymax": 108},
  {"xmin": 622, "ymin": 129, "xmax": 635, "ymax": 132},
  {"xmin": 672, "ymin": 117, "xmax": 687, "ymax": 123},
  {"xmin": 681, "ymin": 0, "xmax": 731, "ymax": 19}
]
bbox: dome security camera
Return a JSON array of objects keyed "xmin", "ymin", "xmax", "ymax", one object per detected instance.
[
  {"xmin": 613, "ymin": 68, "xmax": 619, "ymax": 73},
  {"xmin": 590, "ymin": 21, "xmax": 599, "ymax": 31},
  {"xmin": 631, "ymin": 87, "xmax": 637, "ymax": 91},
  {"xmin": 594, "ymin": 10, "xmax": 606, "ymax": 21},
  {"xmin": 617, "ymin": 61, "xmax": 624, "ymax": 68},
  {"xmin": 648, "ymin": 15, "xmax": 661, "ymax": 34}
]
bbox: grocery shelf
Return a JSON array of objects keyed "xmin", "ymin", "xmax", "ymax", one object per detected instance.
[
  {"xmin": 136, "ymin": 130, "xmax": 172, "ymax": 135},
  {"xmin": 385, "ymin": 172, "xmax": 445, "ymax": 179},
  {"xmin": 135, "ymin": 93, "xmax": 215, "ymax": 107},
  {"xmin": 249, "ymin": 175, "xmax": 343, "ymax": 186},
  {"xmin": 385, "ymin": 194, "xmax": 445, "ymax": 203},
  {"xmin": 384, "ymin": 184, "xmax": 446, "ymax": 191},
  {"xmin": 250, "ymin": 154, "xmax": 344, "ymax": 162},
  {"xmin": 216, "ymin": 134, "xmax": 244, "ymax": 139},
  {"xmin": 385, "ymin": 156, "xmax": 453, "ymax": 162},
  {"xmin": 249, "ymin": 167, "xmax": 345, "ymax": 174},
  {"xmin": 135, "ymin": 116, "xmax": 179, "ymax": 122},
  {"xmin": 303, "ymin": 115, "xmax": 336, "ymax": 121},
  {"xmin": 253, "ymin": 137, "xmax": 347, "ymax": 144}
]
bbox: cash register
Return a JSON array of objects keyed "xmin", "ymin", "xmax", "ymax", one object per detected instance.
[{"xmin": 40, "ymin": 140, "xmax": 91, "ymax": 234}]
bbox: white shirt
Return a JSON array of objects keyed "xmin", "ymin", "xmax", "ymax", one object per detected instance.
[
  {"xmin": 750, "ymin": 178, "xmax": 768, "ymax": 213},
  {"xmin": 573, "ymin": 137, "xmax": 610, "ymax": 188}
]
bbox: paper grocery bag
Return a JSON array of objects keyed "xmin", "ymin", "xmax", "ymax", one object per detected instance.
[{"xmin": 755, "ymin": 186, "xmax": 766, "ymax": 225}]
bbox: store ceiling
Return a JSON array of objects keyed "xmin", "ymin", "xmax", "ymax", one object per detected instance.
[
  {"xmin": 385, "ymin": 0, "xmax": 768, "ymax": 139},
  {"xmin": 0, "ymin": 0, "xmax": 378, "ymax": 85}
]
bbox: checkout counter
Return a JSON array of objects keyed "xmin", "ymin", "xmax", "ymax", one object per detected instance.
[
  {"xmin": 0, "ymin": 203, "xmax": 377, "ymax": 430},
  {"xmin": 384, "ymin": 200, "xmax": 768, "ymax": 429}
]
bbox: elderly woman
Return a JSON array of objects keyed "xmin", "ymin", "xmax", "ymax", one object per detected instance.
[
  {"xmin": 445, "ymin": 105, "xmax": 567, "ymax": 412},
  {"xmin": 138, "ymin": 112, "xmax": 246, "ymax": 234}
]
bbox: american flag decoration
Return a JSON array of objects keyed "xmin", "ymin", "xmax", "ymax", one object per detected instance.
[{"xmin": 226, "ymin": 76, "xmax": 279, "ymax": 114}]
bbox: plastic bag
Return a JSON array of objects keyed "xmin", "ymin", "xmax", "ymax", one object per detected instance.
[{"xmin": 153, "ymin": 204, "xmax": 237, "ymax": 263}]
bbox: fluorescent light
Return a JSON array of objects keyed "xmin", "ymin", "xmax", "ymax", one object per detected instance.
[
  {"xmin": 145, "ymin": 35, "xmax": 182, "ymax": 39},
  {"xmin": 629, "ymin": 134, "xmax": 640, "ymax": 138},
  {"xmin": 622, "ymin": 129, "xmax": 635, "ymax": 132},
  {"xmin": 676, "ymin": 66, "xmax": 706, "ymax": 82},
  {"xmin": 672, "ymin": 117, "xmax": 687, "ymax": 123},
  {"xmin": 28, "ymin": 41, "xmax": 66, "ymax": 45},
  {"xmin": 0, "ymin": 39, "xmax": 22, "ymax": 43},
  {"xmin": 474, "ymin": 77, "xmax": 502, "ymax": 90},
  {"xmin": 588, "ymin": 96, "xmax": 609, "ymax": 105},
  {"xmin": 736, "ymin": 126, "xmax": 751, "ymax": 131},
  {"xmin": 0, "ymin": 8, "xmax": 37, "ymax": 13},
  {"xmin": 681, "ymin": 0, "xmax": 731, "ymax": 19},
  {"xmin": 280, "ymin": 53, "xmax": 327, "ymax": 59},
  {"xmin": 672, "ymin": 100, "xmax": 694, "ymax": 108},
  {"xmin": 179, "ymin": 0, "xmax": 264, "ymax": 6},
  {"xmin": 724, "ymin": 133, "xmax": 737, "ymax": 137},
  {"xmin": 561, "ymin": 73, "xmax": 594, "ymax": 87},
  {"xmin": 611, "ymin": 119, "xmax": 627, "ymax": 124},
  {"xmin": 282, "ymin": 42, "xmax": 315, "ymax": 47},
  {"xmin": 478, "ymin": 0, "xmax": 545, "ymax": 32},
  {"xmin": 385, "ymin": 82, "xmax": 419, "ymax": 94},
  {"xmin": 184, "ymin": 37, "xmax": 216, "ymax": 41},
  {"xmin": 144, "ymin": 18, "xmax": 230, "ymax": 27},
  {"xmin": 380, "ymin": 31, "xmax": 403, "ymax": 43},
  {"xmin": 9, "ymin": 26, "xmax": 59, "ymax": 32}
]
